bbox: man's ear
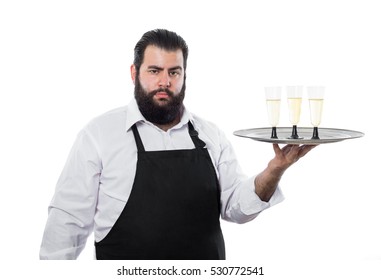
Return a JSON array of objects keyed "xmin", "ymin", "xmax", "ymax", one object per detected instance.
[{"xmin": 130, "ymin": 64, "xmax": 137, "ymax": 85}]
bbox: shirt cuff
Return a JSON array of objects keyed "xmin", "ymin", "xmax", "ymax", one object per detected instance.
[{"xmin": 239, "ymin": 176, "xmax": 285, "ymax": 216}]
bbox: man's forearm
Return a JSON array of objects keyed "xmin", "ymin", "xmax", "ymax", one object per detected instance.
[{"xmin": 254, "ymin": 159, "xmax": 286, "ymax": 202}]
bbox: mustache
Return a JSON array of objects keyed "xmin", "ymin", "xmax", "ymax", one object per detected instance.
[{"xmin": 149, "ymin": 88, "xmax": 174, "ymax": 97}]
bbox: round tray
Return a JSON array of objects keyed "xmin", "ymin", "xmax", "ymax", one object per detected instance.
[{"xmin": 233, "ymin": 127, "xmax": 364, "ymax": 145}]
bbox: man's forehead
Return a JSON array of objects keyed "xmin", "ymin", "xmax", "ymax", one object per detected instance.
[{"xmin": 142, "ymin": 45, "xmax": 184, "ymax": 64}]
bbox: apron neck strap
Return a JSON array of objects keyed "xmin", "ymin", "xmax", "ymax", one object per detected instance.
[
  {"xmin": 131, "ymin": 122, "xmax": 206, "ymax": 152},
  {"xmin": 188, "ymin": 121, "xmax": 206, "ymax": 149},
  {"xmin": 131, "ymin": 124, "xmax": 145, "ymax": 152}
]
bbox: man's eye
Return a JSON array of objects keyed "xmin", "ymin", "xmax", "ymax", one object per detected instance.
[
  {"xmin": 169, "ymin": 71, "xmax": 180, "ymax": 76},
  {"xmin": 148, "ymin": 69, "xmax": 159, "ymax": 74}
]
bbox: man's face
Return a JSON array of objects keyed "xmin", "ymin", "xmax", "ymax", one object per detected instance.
[{"xmin": 132, "ymin": 45, "xmax": 186, "ymax": 125}]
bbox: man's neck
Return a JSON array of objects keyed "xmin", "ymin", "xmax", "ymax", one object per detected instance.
[{"xmin": 154, "ymin": 114, "xmax": 181, "ymax": 132}]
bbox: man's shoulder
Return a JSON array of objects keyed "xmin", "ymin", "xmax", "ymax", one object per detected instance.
[
  {"xmin": 95, "ymin": 106, "xmax": 128, "ymax": 120},
  {"xmin": 191, "ymin": 114, "xmax": 219, "ymax": 131},
  {"xmin": 190, "ymin": 113, "xmax": 225, "ymax": 141},
  {"xmin": 84, "ymin": 106, "xmax": 128, "ymax": 132}
]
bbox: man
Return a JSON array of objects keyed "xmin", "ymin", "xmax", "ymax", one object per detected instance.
[{"xmin": 39, "ymin": 29, "xmax": 315, "ymax": 260}]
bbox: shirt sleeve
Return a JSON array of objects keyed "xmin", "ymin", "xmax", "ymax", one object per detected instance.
[
  {"xmin": 217, "ymin": 131, "xmax": 285, "ymax": 223},
  {"xmin": 39, "ymin": 128, "xmax": 101, "ymax": 260}
]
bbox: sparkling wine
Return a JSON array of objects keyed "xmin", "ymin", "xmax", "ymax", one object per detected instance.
[
  {"xmin": 266, "ymin": 99, "xmax": 281, "ymax": 127},
  {"xmin": 287, "ymin": 97, "xmax": 302, "ymax": 125},
  {"xmin": 309, "ymin": 98, "xmax": 324, "ymax": 126}
]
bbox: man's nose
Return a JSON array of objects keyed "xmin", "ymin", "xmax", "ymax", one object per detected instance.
[{"xmin": 158, "ymin": 72, "xmax": 171, "ymax": 88}]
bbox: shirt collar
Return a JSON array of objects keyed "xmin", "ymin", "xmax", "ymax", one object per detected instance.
[{"xmin": 125, "ymin": 98, "xmax": 194, "ymax": 132}]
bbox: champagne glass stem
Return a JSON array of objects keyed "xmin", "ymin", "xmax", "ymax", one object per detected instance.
[
  {"xmin": 291, "ymin": 125, "xmax": 299, "ymax": 139},
  {"xmin": 312, "ymin": 127, "xmax": 319, "ymax": 139},
  {"xmin": 271, "ymin": 127, "xmax": 278, "ymax": 139}
]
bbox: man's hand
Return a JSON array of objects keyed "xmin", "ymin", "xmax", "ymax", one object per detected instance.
[
  {"xmin": 271, "ymin": 144, "xmax": 317, "ymax": 171},
  {"xmin": 254, "ymin": 144, "xmax": 317, "ymax": 202}
]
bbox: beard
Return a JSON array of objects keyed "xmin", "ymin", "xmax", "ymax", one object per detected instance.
[{"xmin": 134, "ymin": 76, "xmax": 186, "ymax": 125}]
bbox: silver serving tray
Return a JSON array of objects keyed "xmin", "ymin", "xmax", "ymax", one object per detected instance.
[{"xmin": 233, "ymin": 127, "xmax": 364, "ymax": 145}]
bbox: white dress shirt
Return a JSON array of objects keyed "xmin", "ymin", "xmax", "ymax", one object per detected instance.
[{"xmin": 39, "ymin": 99, "xmax": 284, "ymax": 259}]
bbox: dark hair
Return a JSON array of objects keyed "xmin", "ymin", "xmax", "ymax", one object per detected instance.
[{"xmin": 133, "ymin": 29, "xmax": 189, "ymax": 72}]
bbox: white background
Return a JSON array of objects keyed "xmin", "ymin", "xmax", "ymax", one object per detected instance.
[{"xmin": 1, "ymin": 0, "xmax": 380, "ymax": 279}]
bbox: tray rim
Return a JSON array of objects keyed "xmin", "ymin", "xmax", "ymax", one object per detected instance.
[{"xmin": 233, "ymin": 127, "xmax": 364, "ymax": 145}]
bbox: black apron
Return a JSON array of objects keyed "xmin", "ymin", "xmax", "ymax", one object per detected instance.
[{"xmin": 95, "ymin": 122, "xmax": 225, "ymax": 259}]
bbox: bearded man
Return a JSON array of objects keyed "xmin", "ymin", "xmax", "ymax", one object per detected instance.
[{"xmin": 40, "ymin": 29, "xmax": 315, "ymax": 260}]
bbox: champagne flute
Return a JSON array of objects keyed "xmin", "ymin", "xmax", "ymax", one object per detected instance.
[
  {"xmin": 307, "ymin": 86, "xmax": 325, "ymax": 139},
  {"xmin": 287, "ymin": 86, "xmax": 303, "ymax": 139},
  {"xmin": 265, "ymin": 86, "xmax": 282, "ymax": 138}
]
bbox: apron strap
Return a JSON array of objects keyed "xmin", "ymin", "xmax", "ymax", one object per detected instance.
[
  {"xmin": 131, "ymin": 124, "xmax": 145, "ymax": 152},
  {"xmin": 188, "ymin": 121, "xmax": 206, "ymax": 149},
  {"xmin": 132, "ymin": 122, "xmax": 206, "ymax": 151}
]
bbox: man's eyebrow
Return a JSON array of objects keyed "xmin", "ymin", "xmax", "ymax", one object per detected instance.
[
  {"xmin": 168, "ymin": 66, "xmax": 183, "ymax": 71},
  {"xmin": 147, "ymin": 65, "xmax": 163, "ymax": 70},
  {"xmin": 147, "ymin": 65, "xmax": 183, "ymax": 71}
]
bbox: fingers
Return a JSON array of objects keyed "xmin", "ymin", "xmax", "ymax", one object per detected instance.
[
  {"xmin": 282, "ymin": 144, "xmax": 317, "ymax": 163},
  {"xmin": 273, "ymin": 143, "xmax": 317, "ymax": 161},
  {"xmin": 282, "ymin": 144, "xmax": 298, "ymax": 155},
  {"xmin": 287, "ymin": 145, "xmax": 302, "ymax": 163},
  {"xmin": 298, "ymin": 144, "xmax": 317, "ymax": 158},
  {"xmin": 272, "ymin": 143, "xmax": 281, "ymax": 155}
]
